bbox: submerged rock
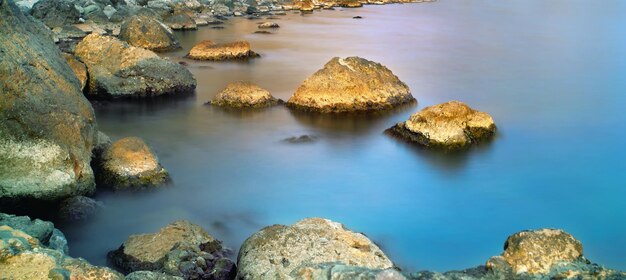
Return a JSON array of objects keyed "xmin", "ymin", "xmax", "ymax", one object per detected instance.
[
  {"xmin": 0, "ymin": 213, "xmax": 123, "ymax": 280},
  {"xmin": 283, "ymin": 135, "xmax": 317, "ymax": 144},
  {"xmin": 109, "ymin": 220, "xmax": 235, "ymax": 279},
  {"xmin": 74, "ymin": 33, "xmax": 196, "ymax": 99},
  {"xmin": 208, "ymin": 82, "xmax": 280, "ymax": 108},
  {"xmin": 258, "ymin": 21, "xmax": 279, "ymax": 28},
  {"xmin": 237, "ymin": 218, "xmax": 393, "ymax": 279},
  {"xmin": 96, "ymin": 137, "xmax": 169, "ymax": 190},
  {"xmin": 30, "ymin": 0, "xmax": 79, "ymax": 28},
  {"xmin": 187, "ymin": 40, "xmax": 259, "ymax": 61},
  {"xmin": 62, "ymin": 53, "xmax": 88, "ymax": 91},
  {"xmin": 0, "ymin": 0, "xmax": 97, "ymax": 207},
  {"xmin": 119, "ymin": 15, "xmax": 181, "ymax": 52},
  {"xmin": 58, "ymin": 195, "xmax": 104, "ymax": 221},
  {"xmin": 287, "ymin": 56, "xmax": 414, "ymax": 113},
  {"xmin": 387, "ymin": 101, "xmax": 496, "ymax": 151}
]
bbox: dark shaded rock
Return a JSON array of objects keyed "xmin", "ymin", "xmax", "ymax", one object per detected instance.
[
  {"xmin": 353, "ymin": 16, "xmax": 363, "ymax": 19},
  {"xmin": 0, "ymin": 0, "xmax": 97, "ymax": 207},
  {"xmin": 254, "ymin": 30, "xmax": 272, "ymax": 34},
  {"xmin": 283, "ymin": 135, "xmax": 317, "ymax": 144},
  {"xmin": 58, "ymin": 196, "xmax": 104, "ymax": 221},
  {"xmin": 62, "ymin": 52, "xmax": 88, "ymax": 91},
  {"xmin": 31, "ymin": 0, "xmax": 79, "ymax": 28},
  {"xmin": 119, "ymin": 15, "xmax": 180, "ymax": 52}
]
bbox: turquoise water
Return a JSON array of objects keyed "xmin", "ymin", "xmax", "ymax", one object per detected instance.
[{"xmin": 60, "ymin": 1, "xmax": 626, "ymax": 272}]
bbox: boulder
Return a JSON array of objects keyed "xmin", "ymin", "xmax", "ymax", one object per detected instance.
[
  {"xmin": 208, "ymin": 82, "xmax": 280, "ymax": 108},
  {"xmin": 0, "ymin": 214, "xmax": 123, "ymax": 280},
  {"xmin": 0, "ymin": 0, "xmax": 97, "ymax": 207},
  {"xmin": 30, "ymin": 0, "xmax": 79, "ymax": 28},
  {"xmin": 62, "ymin": 53, "xmax": 88, "ymax": 91},
  {"xmin": 237, "ymin": 218, "xmax": 394, "ymax": 279},
  {"xmin": 119, "ymin": 15, "xmax": 180, "ymax": 52},
  {"xmin": 109, "ymin": 220, "xmax": 236, "ymax": 279},
  {"xmin": 164, "ymin": 11, "xmax": 197, "ymax": 30},
  {"xmin": 187, "ymin": 40, "xmax": 259, "ymax": 61},
  {"xmin": 258, "ymin": 21, "xmax": 279, "ymax": 28},
  {"xmin": 74, "ymin": 33, "xmax": 196, "ymax": 99},
  {"xmin": 95, "ymin": 137, "xmax": 169, "ymax": 190},
  {"xmin": 494, "ymin": 229, "xmax": 583, "ymax": 275},
  {"xmin": 387, "ymin": 101, "xmax": 496, "ymax": 151},
  {"xmin": 287, "ymin": 57, "xmax": 414, "ymax": 113},
  {"xmin": 58, "ymin": 195, "xmax": 104, "ymax": 221}
]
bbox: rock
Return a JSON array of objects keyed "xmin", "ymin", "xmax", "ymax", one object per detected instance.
[
  {"xmin": 53, "ymin": 25, "xmax": 87, "ymax": 40},
  {"xmin": 164, "ymin": 11, "xmax": 197, "ymax": 30},
  {"xmin": 498, "ymin": 229, "xmax": 583, "ymax": 275},
  {"xmin": 294, "ymin": 263, "xmax": 406, "ymax": 280},
  {"xmin": 95, "ymin": 137, "xmax": 169, "ymax": 190},
  {"xmin": 93, "ymin": 130, "xmax": 113, "ymax": 159},
  {"xmin": 187, "ymin": 40, "xmax": 259, "ymax": 61},
  {"xmin": 0, "ymin": 213, "xmax": 54, "ymax": 246},
  {"xmin": 0, "ymin": 214, "xmax": 124, "ymax": 280},
  {"xmin": 58, "ymin": 196, "xmax": 104, "ymax": 221},
  {"xmin": 30, "ymin": 0, "xmax": 79, "ymax": 28},
  {"xmin": 283, "ymin": 135, "xmax": 317, "ymax": 144},
  {"xmin": 287, "ymin": 57, "xmax": 414, "ymax": 113},
  {"xmin": 103, "ymin": 5, "xmax": 117, "ymax": 19},
  {"xmin": 386, "ymin": 101, "xmax": 496, "ymax": 151},
  {"xmin": 237, "ymin": 218, "xmax": 393, "ymax": 279},
  {"xmin": 74, "ymin": 33, "xmax": 196, "ymax": 99},
  {"xmin": 208, "ymin": 82, "xmax": 280, "ymax": 108},
  {"xmin": 353, "ymin": 16, "xmax": 363, "ymax": 19},
  {"xmin": 0, "ymin": 0, "xmax": 97, "ymax": 207},
  {"xmin": 125, "ymin": 271, "xmax": 183, "ymax": 280},
  {"xmin": 109, "ymin": 220, "xmax": 235, "ymax": 279},
  {"xmin": 119, "ymin": 15, "xmax": 180, "ymax": 52},
  {"xmin": 258, "ymin": 21, "xmax": 279, "ymax": 28},
  {"xmin": 62, "ymin": 53, "xmax": 88, "ymax": 91},
  {"xmin": 254, "ymin": 30, "xmax": 272, "ymax": 34}
]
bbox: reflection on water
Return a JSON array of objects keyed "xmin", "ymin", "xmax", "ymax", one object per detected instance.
[{"xmin": 59, "ymin": 1, "xmax": 626, "ymax": 272}]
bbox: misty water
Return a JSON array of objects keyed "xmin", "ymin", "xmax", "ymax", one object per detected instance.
[{"xmin": 59, "ymin": 1, "xmax": 626, "ymax": 272}]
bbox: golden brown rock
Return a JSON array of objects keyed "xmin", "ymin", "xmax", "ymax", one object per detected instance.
[
  {"xmin": 96, "ymin": 137, "xmax": 169, "ymax": 190},
  {"xmin": 287, "ymin": 56, "xmax": 414, "ymax": 113},
  {"xmin": 62, "ymin": 53, "xmax": 88, "ymax": 91},
  {"xmin": 119, "ymin": 15, "xmax": 180, "ymax": 52},
  {"xmin": 237, "ymin": 218, "xmax": 394, "ymax": 279},
  {"xmin": 209, "ymin": 82, "xmax": 280, "ymax": 108},
  {"xmin": 388, "ymin": 101, "xmax": 495, "ymax": 150},
  {"xmin": 258, "ymin": 22, "xmax": 280, "ymax": 28},
  {"xmin": 187, "ymin": 40, "xmax": 259, "ymax": 61}
]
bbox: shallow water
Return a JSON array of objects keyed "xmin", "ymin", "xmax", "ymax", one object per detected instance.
[{"xmin": 60, "ymin": 1, "xmax": 626, "ymax": 272}]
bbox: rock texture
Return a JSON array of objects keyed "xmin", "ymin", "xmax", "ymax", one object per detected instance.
[
  {"xmin": 63, "ymin": 52, "xmax": 88, "ymax": 91},
  {"xmin": 387, "ymin": 101, "xmax": 496, "ymax": 151},
  {"xmin": 187, "ymin": 40, "xmax": 259, "ymax": 61},
  {"xmin": 109, "ymin": 220, "xmax": 236, "ymax": 279},
  {"xmin": 237, "ymin": 218, "xmax": 394, "ymax": 279},
  {"xmin": 95, "ymin": 137, "xmax": 169, "ymax": 190},
  {"xmin": 294, "ymin": 263, "xmax": 406, "ymax": 280},
  {"xmin": 119, "ymin": 15, "xmax": 181, "ymax": 52},
  {"xmin": 0, "ymin": 0, "xmax": 97, "ymax": 207},
  {"xmin": 58, "ymin": 195, "xmax": 104, "ymax": 221},
  {"xmin": 208, "ymin": 82, "xmax": 280, "ymax": 108},
  {"xmin": 287, "ymin": 57, "xmax": 414, "ymax": 113},
  {"xmin": 75, "ymin": 33, "xmax": 196, "ymax": 99},
  {"xmin": 0, "ymin": 213, "xmax": 123, "ymax": 280},
  {"xmin": 30, "ymin": 0, "xmax": 79, "ymax": 28}
]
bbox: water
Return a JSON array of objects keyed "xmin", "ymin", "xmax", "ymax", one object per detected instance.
[{"xmin": 59, "ymin": 1, "xmax": 626, "ymax": 272}]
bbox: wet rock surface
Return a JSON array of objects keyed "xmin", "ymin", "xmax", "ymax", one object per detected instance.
[
  {"xmin": 208, "ymin": 82, "xmax": 280, "ymax": 108},
  {"xmin": 187, "ymin": 40, "xmax": 259, "ymax": 61},
  {"xmin": 95, "ymin": 137, "xmax": 170, "ymax": 191},
  {"xmin": 119, "ymin": 15, "xmax": 181, "ymax": 52},
  {"xmin": 109, "ymin": 220, "xmax": 236, "ymax": 279},
  {"xmin": 387, "ymin": 101, "xmax": 496, "ymax": 151},
  {"xmin": 75, "ymin": 33, "xmax": 196, "ymax": 99},
  {"xmin": 237, "ymin": 218, "xmax": 394, "ymax": 279},
  {"xmin": 287, "ymin": 56, "xmax": 414, "ymax": 113},
  {"xmin": 0, "ymin": 0, "xmax": 97, "ymax": 207}
]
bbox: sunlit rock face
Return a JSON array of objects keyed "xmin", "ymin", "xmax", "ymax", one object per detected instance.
[
  {"xmin": 187, "ymin": 40, "xmax": 259, "ymax": 61},
  {"xmin": 108, "ymin": 220, "xmax": 236, "ymax": 279},
  {"xmin": 75, "ymin": 33, "xmax": 196, "ymax": 98},
  {"xmin": 119, "ymin": 15, "xmax": 181, "ymax": 52},
  {"xmin": 62, "ymin": 53, "xmax": 88, "ymax": 91},
  {"xmin": 95, "ymin": 137, "xmax": 169, "ymax": 190},
  {"xmin": 0, "ymin": 213, "xmax": 123, "ymax": 280},
  {"xmin": 237, "ymin": 218, "xmax": 394, "ymax": 279},
  {"xmin": 387, "ymin": 101, "xmax": 496, "ymax": 151},
  {"xmin": 287, "ymin": 56, "xmax": 414, "ymax": 113},
  {"xmin": 209, "ymin": 82, "xmax": 280, "ymax": 108},
  {"xmin": 0, "ymin": 0, "xmax": 97, "ymax": 207}
]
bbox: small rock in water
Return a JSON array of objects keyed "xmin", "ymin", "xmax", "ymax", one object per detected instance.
[
  {"xmin": 254, "ymin": 30, "xmax": 272, "ymax": 34},
  {"xmin": 257, "ymin": 21, "xmax": 280, "ymax": 28},
  {"xmin": 283, "ymin": 135, "xmax": 317, "ymax": 144},
  {"xmin": 353, "ymin": 16, "xmax": 363, "ymax": 19},
  {"xmin": 187, "ymin": 40, "xmax": 259, "ymax": 61}
]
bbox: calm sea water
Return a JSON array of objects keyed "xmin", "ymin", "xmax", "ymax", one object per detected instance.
[{"xmin": 59, "ymin": 1, "xmax": 626, "ymax": 272}]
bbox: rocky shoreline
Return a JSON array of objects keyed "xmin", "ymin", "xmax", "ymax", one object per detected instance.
[{"xmin": 0, "ymin": 0, "xmax": 624, "ymax": 278}]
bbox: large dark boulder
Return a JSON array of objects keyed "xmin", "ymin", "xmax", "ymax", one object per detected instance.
[
  {"xmin": 0, "ymin": 0, "xmax": 97, "ymax": 208},
  {"xmin": 30, "ymin": 0, "xmax": 80, "ymax": 28}
]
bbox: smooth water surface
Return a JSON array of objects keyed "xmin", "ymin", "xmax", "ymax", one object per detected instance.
[{"xmin": 60, "ymin": 1, "xmax": 626, "ymax": 272}]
